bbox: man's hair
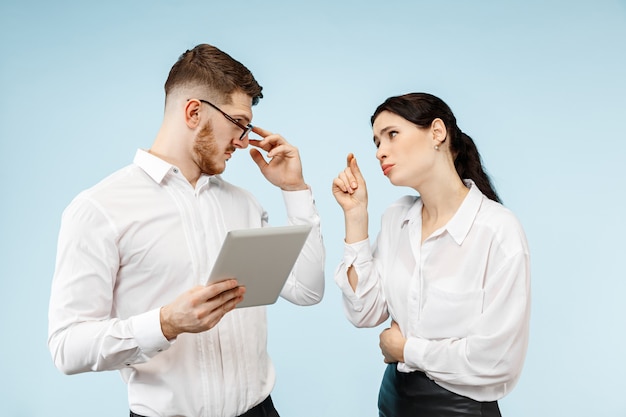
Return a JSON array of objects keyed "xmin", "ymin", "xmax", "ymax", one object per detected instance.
[{"xmin": 164, "ymin": 44, "xmax": 263, "ymax": 105}]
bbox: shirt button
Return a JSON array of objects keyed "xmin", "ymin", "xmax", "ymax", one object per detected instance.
[{"xmin": 173, "ymin": 168, "xmax": 179, "ymax": 174}]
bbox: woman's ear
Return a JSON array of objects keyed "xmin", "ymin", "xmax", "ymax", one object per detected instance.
[
  {"xmin": 431, "ymin": 118, "xmax": 448, "ymax": 146},
  {"xmin": 184, "ymin": 99, "xmax": 202, "ymax": 129}
]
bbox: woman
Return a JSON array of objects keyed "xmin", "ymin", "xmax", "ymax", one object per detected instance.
[{"xmin": 332, "ymin": 93, "xmax": 530, "ymax": 416}]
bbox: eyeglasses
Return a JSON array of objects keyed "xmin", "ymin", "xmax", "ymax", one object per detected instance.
[{"xmin": 199, "ymin": 99, "xmax": 253, "ymax": 140}]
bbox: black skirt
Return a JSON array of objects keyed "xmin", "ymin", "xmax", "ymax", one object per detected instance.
[{"xmin": 378, "ymin": 364, "xmax": 502, "ymax": 417}]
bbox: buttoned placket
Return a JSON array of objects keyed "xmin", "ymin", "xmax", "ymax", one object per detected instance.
[
  {"xmin": 406, "ymin": 214, "xmax": 447, "ymax": 336},
  {"xmin": 406, "ymin": 218, "xmax": 423, "ymax": 334},
  {"xmin": 165, "ymin": 171, "xmax": 228, "ymax": 415},
  {"xmin": 194, "ymin": 177, "xmax": 232, "ymax": 416}
]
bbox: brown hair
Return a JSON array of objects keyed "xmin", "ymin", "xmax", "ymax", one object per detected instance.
[
  {"xmin": 371, "ymin": 93, "xmax": 501, "ymax": 202},
  {"xmin": 164, "ymin": 44, "xmax": 263, "ymax": 105}
]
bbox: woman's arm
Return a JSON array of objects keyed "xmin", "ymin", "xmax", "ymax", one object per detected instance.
[
  {"xmin": 332, "ymin": 153, "xmax": 369, "ymax": 290},
  {"xmin": 333, "ymin": 154, "xmax": 389, "ymax": 327}
]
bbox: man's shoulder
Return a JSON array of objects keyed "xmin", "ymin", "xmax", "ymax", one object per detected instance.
[
  {"xmin": 79, "ymin": 164, "xmax": 144, "ymax": 197},
  {"xmin": 211, "ymin": 175, "xmax": 256, "ymax": 198},
  {"xmin": 210, "ymin": 176, "xmax": 264, "ymax": 213},
  {"xmin": 65, "ymin": 164, "xmax": 150, "ymax": 215}
]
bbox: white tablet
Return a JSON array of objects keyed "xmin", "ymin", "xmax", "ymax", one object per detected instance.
[{"xmin": 207, "ymin": 225, "xmax": 313, "ymax": 308}]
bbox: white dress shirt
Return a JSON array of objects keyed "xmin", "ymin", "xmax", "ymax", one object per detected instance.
[
  {"xmin": 335, "ymin": 181, "xmax": 530, "ymax": 402},
  {"xmin": 48, "ymin": 149, "xmax": 325, "ymax": 417}
]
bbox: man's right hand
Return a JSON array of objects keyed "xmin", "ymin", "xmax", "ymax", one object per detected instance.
[{"xmin": 159, "ymin": 280, "xmax": 246, "ymax": 340}]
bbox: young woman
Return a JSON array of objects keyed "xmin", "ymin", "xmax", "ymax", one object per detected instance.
[{"xmin": 332, "ymin": 93, "xmax": 530, "ymax": 416}]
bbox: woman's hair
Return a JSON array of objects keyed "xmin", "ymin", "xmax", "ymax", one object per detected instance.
[
  {"xmin": 371, "ymin": 93, "xmax": 501, "ymax": 203},
  {"xmin": 164, "ymin": 43, "xmax": 263, "ymax": 105}
]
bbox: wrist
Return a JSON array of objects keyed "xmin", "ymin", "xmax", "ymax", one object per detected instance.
[
  {"xmin": 159, "ymin": 306, "xmax": 178, "ymax": 340},
  {"xmin": 345, "ymin": 214, "xmax": 368, "ymax": 244},
  {"xmin": 281, "ymin": 183, "xmax": 308, "ymax": 192},
  {"xmin": 345, "ymin": 209, "xmax": 368, "ymax": 228}
]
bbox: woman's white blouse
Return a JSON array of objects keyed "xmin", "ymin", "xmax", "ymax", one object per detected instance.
[{"xmin": 334, "ymin": 181, "xmax": 531, "ymax": 401}]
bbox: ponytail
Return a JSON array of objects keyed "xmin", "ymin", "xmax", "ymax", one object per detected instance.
[
  {"xmin": 451, "ymin": 127, "xmax": 501, "ymax": 203},
  {"xmin": 372, "ymin": 93, "xmax": 501, "ymax": 203}
]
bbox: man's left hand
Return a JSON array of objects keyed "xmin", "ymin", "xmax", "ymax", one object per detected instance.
[{"xmin": 249, "ymin": 126, "xmax": 308, "ymax": 191}]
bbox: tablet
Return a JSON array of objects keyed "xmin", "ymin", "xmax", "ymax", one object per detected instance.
[{"xmin": 207, "ymin": 225, "xmax": 313, "ymax": 308}]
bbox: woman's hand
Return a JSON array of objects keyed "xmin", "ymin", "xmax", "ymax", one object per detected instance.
[
  {"xmin": 332, "ymin": 153, "xmax": 368, "ymax": 213},
  {"xmin": 332, "ymin": 153, "xmax": 369, "ymax": 247},
  {"xmin": 379, "ymin": 321, "xmax": 406, "ymax": 364}
]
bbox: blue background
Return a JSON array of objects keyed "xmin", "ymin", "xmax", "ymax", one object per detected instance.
[{"xmin": 1, "ymin": 1, "xmax": 625, "ymax": 416}]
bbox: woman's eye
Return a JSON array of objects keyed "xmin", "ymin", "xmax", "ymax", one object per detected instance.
[{"xmin": 389, "ymin": 131, "xmax": 398, "ymax": 138}]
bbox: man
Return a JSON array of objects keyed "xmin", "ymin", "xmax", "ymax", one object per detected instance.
[{"xmin": 48, "ymin": 44, "xmax": 325, "ymax": 417}]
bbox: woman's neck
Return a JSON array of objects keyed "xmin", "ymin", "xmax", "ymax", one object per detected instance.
[{"xmin": 419, "ymin": 177, "xmax": 469, "ymax": 243}]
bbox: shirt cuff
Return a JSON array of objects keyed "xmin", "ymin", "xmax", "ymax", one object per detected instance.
[
  {"xmin": 282, "ymin": 187, "xmax": 318, "ymax": 221},
  {"xmin": 403, "ymin": 336, "xmax": 429, "ymax": 370},
  {"xmin": 130, "ymin": 308, "xmax": 171, "ymax": 356},
  {"xmin": 343, "ymin": 238, "xmax": 372, "ymax": 267}
]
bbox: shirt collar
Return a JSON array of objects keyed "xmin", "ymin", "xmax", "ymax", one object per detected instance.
[
  {"xmin": 133, "ymin": 149, "xmax": 176, "ymax": 184},
  {"xmin": 403, "ymin": 198, "xmax": 423, "ymax": 226},
  {"xmin": 401, "ymin": 179, "xmax": 484, "ymax": 246},
  {"xmin": 133, "ymin": 149, "xmax": 215, "ymax": 189},
  {"xmin": 445, "ymin": 179, "xmax": 484, "ymax": 245}
]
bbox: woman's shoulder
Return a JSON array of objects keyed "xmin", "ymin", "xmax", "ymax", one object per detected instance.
[
  {"xmin": 479, "ymin": 198, "xmax": 521, "ymax": 227},
  {"xmin": 477, "ymin": 198, "xmax": 529, "ymax": 251}
]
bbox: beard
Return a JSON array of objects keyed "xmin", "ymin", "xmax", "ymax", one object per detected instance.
[{"xmin": 193, "ymin": 121, "xmax": 235, "ymax": 175}]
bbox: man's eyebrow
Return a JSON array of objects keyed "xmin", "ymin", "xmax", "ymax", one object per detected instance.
[{"xmin": 233, "ymin": 113, "xmax": 252, "ymax": 124}]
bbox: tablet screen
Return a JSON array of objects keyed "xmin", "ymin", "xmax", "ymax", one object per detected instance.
[{"xmin": 207, "ymin": 225, "xmax": 312, "ymax": 308}]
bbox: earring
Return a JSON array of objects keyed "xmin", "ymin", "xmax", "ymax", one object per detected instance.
[{"xmin": 434, "ymin": 145, "xmax": 440, "ymax": 151}]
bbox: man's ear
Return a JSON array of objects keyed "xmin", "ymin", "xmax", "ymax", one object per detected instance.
[
  {"xmin": 184, "ymin": 99, "xmax": 202, "ymax": 129},
  {"xmin": 431, "ymin": 118, "xmax": 448, "ymax": 146}
]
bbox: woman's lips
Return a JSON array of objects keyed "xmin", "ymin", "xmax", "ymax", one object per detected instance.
[{"xmin": 382, "ymin": 164, "xmax": 394, "ymax": 176}]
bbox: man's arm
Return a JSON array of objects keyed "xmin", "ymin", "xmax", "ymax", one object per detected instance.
[
  {"xmin": 248, "ymin": 127, "xmax": 325, "ymax": 305},
  {"xmin": 278, "ymin": 188, "xmax": 325, "ymax": 305},
  {"xmin": 48, "ymin": 197, "xmax": 245, "ymax": 374}
]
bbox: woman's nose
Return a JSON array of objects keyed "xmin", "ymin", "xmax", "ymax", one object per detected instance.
[{"xmin": 376, "ymin": 146, "xmax": 386, "ymax": 161}]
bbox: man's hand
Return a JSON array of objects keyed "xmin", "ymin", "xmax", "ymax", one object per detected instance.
[
  {"xmin": 379, "ymin": 321, "xmax": 406, "ymax": 364},
  {"xmin": 160, "ymin": 280, "xmax": 246, "ymax": 340},
  {"xmin": 248, "ymin": 126, "xmax": 308, "ymax": 191}
]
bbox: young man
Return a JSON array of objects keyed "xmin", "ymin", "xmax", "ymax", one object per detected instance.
[{"xmin": 48, "ymin": 44, "xmax": 325, "ymax": 417}]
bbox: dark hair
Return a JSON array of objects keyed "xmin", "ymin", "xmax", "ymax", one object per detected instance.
[
  {"xmin": 164, "ymin": 44, "xmax": 263, "ymax": 105},
  {"xmin": 371, "ymin": 93, "xmax": 501, "ymax": 203}
]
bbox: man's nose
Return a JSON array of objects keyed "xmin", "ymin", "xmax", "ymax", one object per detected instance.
[{"xmin": 233, "ymin": 134, "xmax": 249, "ymax": 149}]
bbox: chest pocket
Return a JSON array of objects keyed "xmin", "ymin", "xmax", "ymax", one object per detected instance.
[{"xmin": 417, "ymin": 285, "xmax": 484, "ymax": 339}]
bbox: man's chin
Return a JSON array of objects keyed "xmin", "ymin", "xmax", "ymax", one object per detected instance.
[{"xmin": 201, "ymin": 164, "xmax": 226, "ymax": 176}]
